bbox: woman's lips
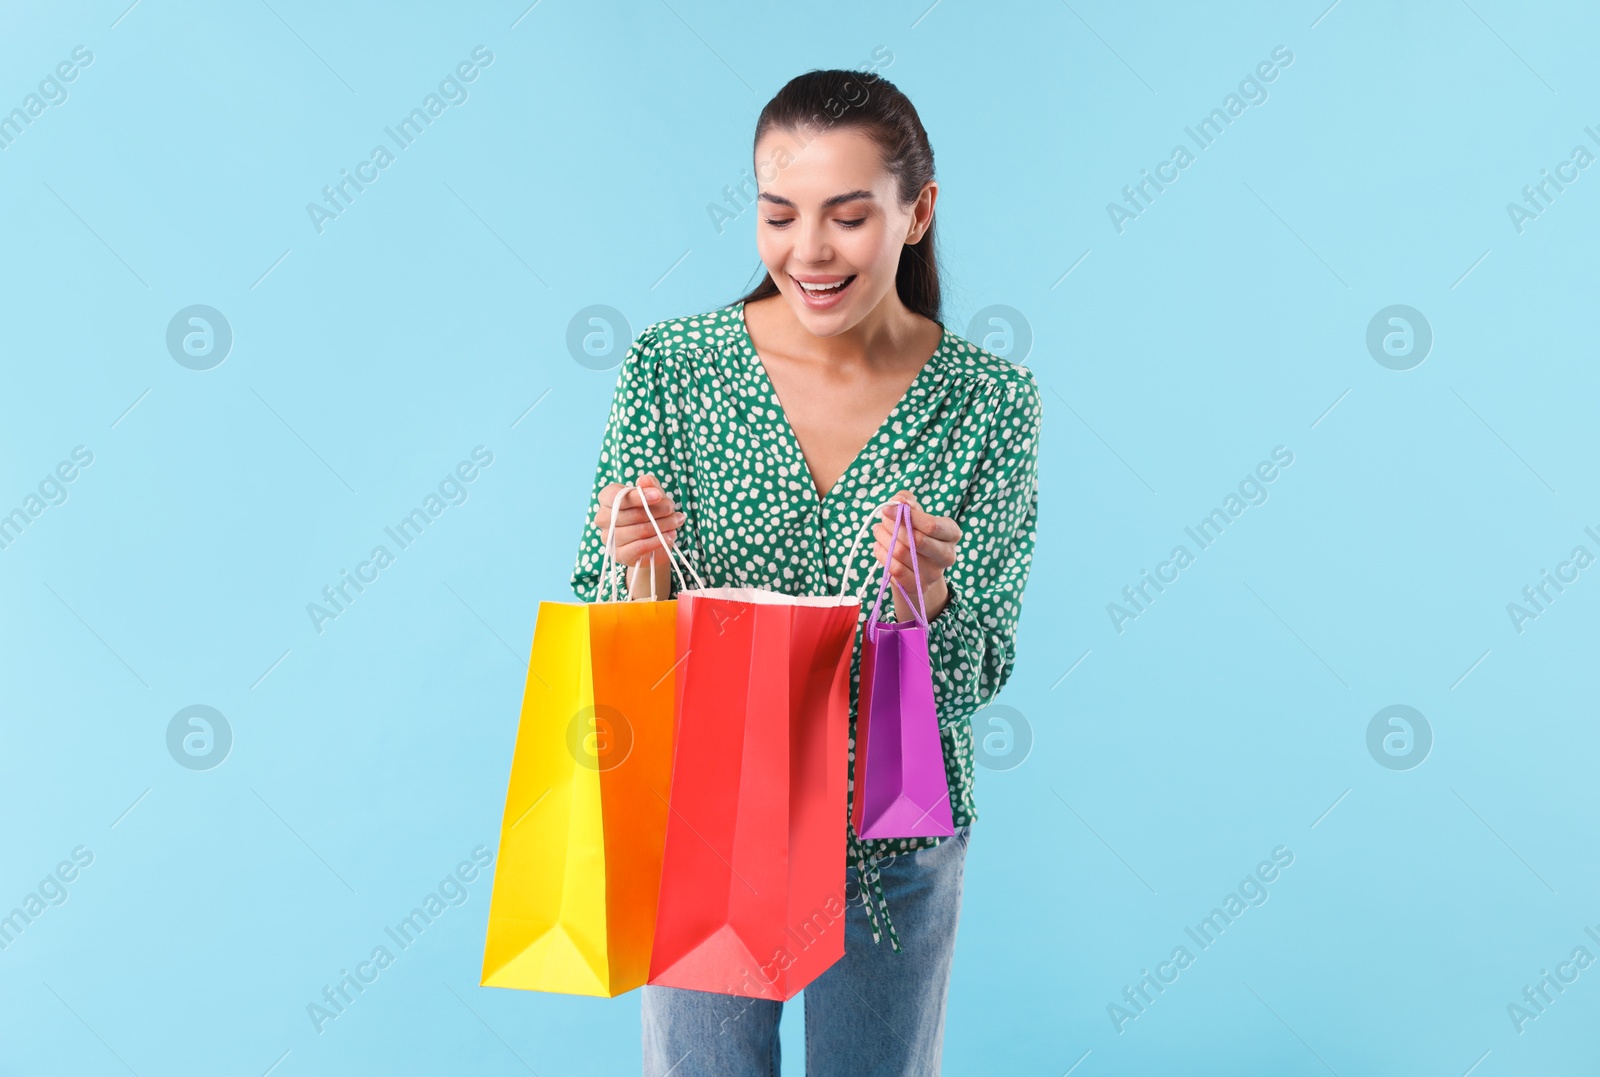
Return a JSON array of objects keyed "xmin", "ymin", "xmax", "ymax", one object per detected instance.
[{"xmin": 792, "ymin": 274, "xmax": 857, "ymax": 309}]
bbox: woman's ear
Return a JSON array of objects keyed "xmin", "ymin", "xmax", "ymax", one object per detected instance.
[{"xmin": 905, "ymin": 181, "xmax": 938, "ymax": 244}]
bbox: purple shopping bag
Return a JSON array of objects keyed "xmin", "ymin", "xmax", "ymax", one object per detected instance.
[{"xmin": 849, "ymin": 502, "xmax": 955, "ymax": 840}]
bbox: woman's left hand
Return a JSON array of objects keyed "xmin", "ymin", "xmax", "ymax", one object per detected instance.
[{"xmin": 871, "ymin": 490, "xmax": 962, "ymax": 622}]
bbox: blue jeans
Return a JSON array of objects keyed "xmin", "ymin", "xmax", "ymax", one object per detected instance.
[{"xmin": 641, "ymin": 824, "xmax": 970, "ymax": 1076}]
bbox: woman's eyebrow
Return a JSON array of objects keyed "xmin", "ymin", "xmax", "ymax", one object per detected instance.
[{"xmin": 757, "ymin": 189, "xmax": 877, "ymax": 209}]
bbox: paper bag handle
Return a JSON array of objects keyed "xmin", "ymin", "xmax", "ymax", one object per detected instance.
[
  {"xmin": 594, "ymin": 481, "xmax": 705, "ymax": 603},
  {"xmin": 838, "ymin": 498, "xmax": 926, "ymax": 610},
  {"xmin": 865, "ymin": 502, "xmax": 928, "ymax": 634}
]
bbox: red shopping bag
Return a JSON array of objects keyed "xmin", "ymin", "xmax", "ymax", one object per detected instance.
[{"xmin": 646, "ymin": 583, "xmax": 860, "ymax": 1001}]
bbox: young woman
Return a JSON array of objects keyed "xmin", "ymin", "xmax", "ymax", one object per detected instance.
[{"xmin": 571, "ymin": 69, "xmax": 1042, "ymax": 1076}]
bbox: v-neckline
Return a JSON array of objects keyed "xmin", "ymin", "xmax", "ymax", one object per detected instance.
[{"xmin": 734, "ymin": 300, "xmax": 947, "ymax": 509}]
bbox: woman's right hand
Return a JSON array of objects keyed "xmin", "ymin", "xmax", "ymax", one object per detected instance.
[{"xmin": 594, "ymin": 473, "xmax": 685, "ymax": 572}]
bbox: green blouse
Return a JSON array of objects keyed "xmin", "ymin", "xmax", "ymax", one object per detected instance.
[{"xmin": 570, "ymin": 301, "xmax": 1042, "ymax": 953}]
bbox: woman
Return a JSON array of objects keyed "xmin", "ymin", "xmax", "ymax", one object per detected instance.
[{"xmin": 570, "ymin": 68, "xmax": 1042, "ymax": 1076}]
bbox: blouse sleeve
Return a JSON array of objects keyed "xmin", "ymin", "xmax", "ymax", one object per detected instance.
[
  {"xmin": 925, "ymin": 371, "xmax": 1043, "ymax": 730},
  {"xmin": 568, "ymin": 324, "xmax": 681, "ymax": 603}
]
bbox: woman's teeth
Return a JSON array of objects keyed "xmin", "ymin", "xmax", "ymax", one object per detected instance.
[{"xmin": 797, "ymin": 276, "xmax": 853, "ymax": 294}]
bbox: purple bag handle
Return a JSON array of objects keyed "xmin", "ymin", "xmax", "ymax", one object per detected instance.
[{"xmin": 866, "ymin": 502, "xmax": 928, "ymax": 639}]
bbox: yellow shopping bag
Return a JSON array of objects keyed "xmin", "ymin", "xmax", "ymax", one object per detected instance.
[{"xmin": 480, "ymin": 485, "xmax": 703, "ymax": 996}]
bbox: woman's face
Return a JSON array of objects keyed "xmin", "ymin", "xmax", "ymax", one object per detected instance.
[{"xmin": 753, "ymin": 125, "xmax": 934, "ymax": 337}]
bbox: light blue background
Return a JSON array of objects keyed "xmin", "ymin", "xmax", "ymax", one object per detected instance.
[{"xmin": 3, "ymin": 0, "xmax": 1597, "ymax": 1073}]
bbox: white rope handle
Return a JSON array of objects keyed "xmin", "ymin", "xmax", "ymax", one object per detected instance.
[
  {"xmin": 599, "ymin": 484, "xmax": 671, "ymax": 602},
  {"xmin": 625, "ymin": 558, "xmax": 657, "ymax": 604},
  {"xmin": 838, "ymin": 498, "xmax": 912, "ymax": 600},
  {"xmin": 593, "ymin": 481, "xmax": 705, "ymax": 603},
  {"xmin": 647, "ymin": 484, "xmax": 707, "ymax": 593}
]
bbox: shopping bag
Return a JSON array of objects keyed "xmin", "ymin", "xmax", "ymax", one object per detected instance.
[
  {"xmin": 481, "ymin": 484, "xmax": 703, "ymax": 997},
  {"xmin": 850, "ymin": 502, "xmax": 955, "ymax": 839},
  {"xmin": 646, "ymin": 561, "xmax": 862, "ymax": 1001}
]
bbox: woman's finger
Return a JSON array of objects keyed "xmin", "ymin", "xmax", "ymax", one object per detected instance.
[
  {"xmin": 874, "ymin": 543, "xmax": 915, "ymax": 579},
  {"xmin": 604, "ymin": 515, "xmax": 684, "ymax": 553},
  {"xmin": 879, "ymin": 489, "xmax": 924, "ymax": 518},
  {"xmin": 613, "ymin": 486, "xmax": 676, "ymax": 517},
  {"xmin": 874, "ymin": 519, "xmax": 957, "ymax": 572},
  {"xmin": 877, "ymin": 492, "xmax": 915, "ymax": 521},
  {"xmin": 873, "ymin": 539, "xmax": 939, "ymax": 586},
  {"xmin": 602, "ymin": 477, "xmax": 673, "ymax": 512},
  {"xmin": 619, "ymin": 531, "xmax": 676, "ymax": 561},
  {"xmin": 599, "ymin": 492, "xmax": 679, "ymax": 530},
  {"xmin": 873, "ymin": 546, "xmax": 926, "ymax": 608},
  {"xmin": 613, "ymin": 500, "xmax": 679, "ymax": 527},
  {"xmin": 902, "ymin": 504, "xmax": 959, "ymax": 544},
  {"xmin": 875, "ymin": 518, "xmax": 932, "ymax": 555},
  {"xmin": 876, "ymin": 500, "xmax": 960, "ymax": 544},
  {"xmin": 874, "ymin": 512, "xmax": 928, "ymax": 548}
]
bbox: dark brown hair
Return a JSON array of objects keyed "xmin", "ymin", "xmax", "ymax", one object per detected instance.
[{"xmin": 734, "ymin": 68, "xmax": 941, "ymax": 324}]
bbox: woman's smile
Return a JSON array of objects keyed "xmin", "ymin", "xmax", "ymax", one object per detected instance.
[{"xmin": 791, "ymin": 273, "xmax": 858, "ymax": 309}]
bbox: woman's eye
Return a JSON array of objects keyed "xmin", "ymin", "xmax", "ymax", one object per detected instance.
[
  {"xmin": 838, "ymin": 217, "xmax": 867, "ymax": 229},
  {"xmin": 762, "ymin": 217, "xmax": 793, "ymax": 228}
]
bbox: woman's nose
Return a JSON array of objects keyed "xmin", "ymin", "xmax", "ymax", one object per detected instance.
[{"xmin": 793, "ymin": 218, "xmax": 831, "ymax": 264}]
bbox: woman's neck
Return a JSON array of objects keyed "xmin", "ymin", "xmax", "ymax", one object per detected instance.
[{"xmin": 747, "ymin": 290, "xmax": 935, "ymax": 368}]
